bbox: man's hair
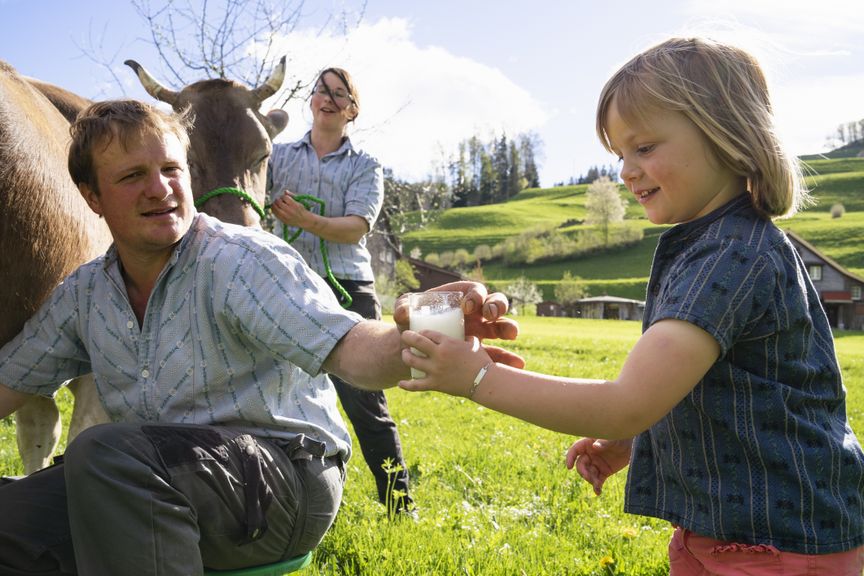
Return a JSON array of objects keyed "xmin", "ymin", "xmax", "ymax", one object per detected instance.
[
  {"xmin": 596, "ymin": 37, "xmax": 809, "ymax": 219},
  {"xmin": 68, "ymin": 99, "xmax": 193, "ymax": 194}
]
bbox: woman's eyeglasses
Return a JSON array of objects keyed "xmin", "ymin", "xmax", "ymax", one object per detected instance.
[{"xmin": 313, "ymin": 85, "xmax": 354, "ymax": 103}]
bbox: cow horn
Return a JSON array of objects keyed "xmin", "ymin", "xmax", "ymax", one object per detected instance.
[
  {"xmin": 124, "ymin": 60, "xmax": 180, "ymax": 107},
  {"xmin": 251, "ymin": 56, "xmax": 286, "ymax": 103}
]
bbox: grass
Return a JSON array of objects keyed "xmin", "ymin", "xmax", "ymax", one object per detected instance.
[
  {"xmin": 3, "ymin": 317, "xmax": 861, "ymax": 575},
  {"xmin": 401, "ymin": 156, "xmax": 864, "ymax": 301}
]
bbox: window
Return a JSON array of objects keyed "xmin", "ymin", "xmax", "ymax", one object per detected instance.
[
  {"xmin": 808, "ymin": 265, "xmax": 823, "ymax": 281},
  {"xmin": 853, "ymin": 285, "xmax": 862, "ymax": 301}
]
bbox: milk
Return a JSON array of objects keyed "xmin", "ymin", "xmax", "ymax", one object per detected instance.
[{"xmin": 409, "ymin": 306, "xmax": 465, "ymax": 378}]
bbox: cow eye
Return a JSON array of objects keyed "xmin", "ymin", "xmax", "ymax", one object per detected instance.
[{"xmin": 254, "ymin": 154, "xmax": 270, "ymax": 169}]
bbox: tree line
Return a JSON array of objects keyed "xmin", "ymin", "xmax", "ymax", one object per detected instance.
[
  {"xmin": 826, "ymin": 118, "xmax": 864, "ymax": 150},
  {"xmin": 447, "ymin": 133, "xmax": 542, "ymax": 207}
]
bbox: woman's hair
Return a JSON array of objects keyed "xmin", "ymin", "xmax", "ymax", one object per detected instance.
[
  {"xmin": 314, "ymin": 67, "xmax": 360, "ymax": 121},
  {"xmin": 68, "ymin": 99, "xmax": 192, "ymax": 194},
  {"xmin": 596, "ymin": 37, "xmax": 809, "ymax": 219}
]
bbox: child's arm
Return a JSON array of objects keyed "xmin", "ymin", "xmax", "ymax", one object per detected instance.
[{"xmin": 399, "ymin": 318, "xmax": 720, "ymax": 440}]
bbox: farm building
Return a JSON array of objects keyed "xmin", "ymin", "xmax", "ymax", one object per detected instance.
[
  {"xmin": 786, "ymin": 230, "xmax": 864, "ymax": 330},
  {"xmin": 538, "ymin": 296, "xmax": 645, "ymax": 321},
  {"xmin": 575, "ymin": 295, "xmax": 645, "ymax": 321}
]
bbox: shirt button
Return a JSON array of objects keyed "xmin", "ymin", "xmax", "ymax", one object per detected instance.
[
  {"xmin": 141, "ymin": 369, "xmax": 150, "ymax": 378},
  {"xmin": 127, "ymin": 321, "xmax": 135, "ymax": 329}
]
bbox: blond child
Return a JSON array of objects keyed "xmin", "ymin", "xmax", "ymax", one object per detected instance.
[{"xmin": 398, "ymin": 37, "xmax": 864, "ymax": 574}]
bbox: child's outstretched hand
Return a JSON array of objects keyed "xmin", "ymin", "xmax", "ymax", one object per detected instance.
[
  {"xmin": 565, "ymin": 437, "xmax": 633, "ymax": 496},
  {"xmin": 398, "ymin": 332, "xmax": 523, "ymax": 396}
]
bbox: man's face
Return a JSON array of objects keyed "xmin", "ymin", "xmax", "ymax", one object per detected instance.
[{"xmin": 81, "ymin": 130, "xmax": 195, "ymax": 265}]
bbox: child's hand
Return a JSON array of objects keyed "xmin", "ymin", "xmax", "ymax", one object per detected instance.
[
  {"xmin": 565, "ymin": 437, "xmax": 633, "ymax": 496},
  {"xmin": 398, "ymin": 332, "xmax": 492, "ymax": 397}
]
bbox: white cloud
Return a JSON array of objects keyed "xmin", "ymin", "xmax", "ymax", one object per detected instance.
[
  {"xmin": 267, "ymin": 18, "xmax": 549, "ymax": 179},
  {"xmin": 774, "ymin": 75, "xmax": 864, "ymax": 156}
]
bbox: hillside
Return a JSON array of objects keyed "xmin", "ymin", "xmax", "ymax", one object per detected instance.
[{"xmin": 401, "ymin": 156, "xmax": 864, "ymax": 301}]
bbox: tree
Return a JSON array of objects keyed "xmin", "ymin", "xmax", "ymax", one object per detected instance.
[
  {"xmin": 504, "ymin": 276, "xmax": 543, "ymax": 316},
  {"xmin": 585, "ymin": 176, "xmax": 627, "ymax": 247},
  {"xmin": 554, "ymin": 271, "xmax": 588, "ymax": 314},
  {"xmin": 81, "ymin": 0, "xmax": 366, "ymax": 105},
  {"xmin": 506, "ymin": 140, "xmax": 525, "ymax": 199},
  {"xmin": 519, "ymin": 133, "xmax": 541, "ymax": 189}
]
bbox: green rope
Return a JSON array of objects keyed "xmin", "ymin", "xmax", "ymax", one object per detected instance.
[{"xmin": 194, "ymin": 187, "xmax": 353, "ymax": 308}]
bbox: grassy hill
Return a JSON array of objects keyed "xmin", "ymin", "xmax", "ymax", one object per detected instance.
[{"xmin": 402, "ymin": 157, "xmax": 864, "ymax": 301}]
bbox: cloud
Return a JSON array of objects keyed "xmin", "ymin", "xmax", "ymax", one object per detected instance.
[{"xmin": 269, "ymin": 18, "xmax": 549, "ymax": 179}]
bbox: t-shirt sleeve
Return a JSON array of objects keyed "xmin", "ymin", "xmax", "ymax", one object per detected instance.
[
  {"xmin": 343, "ymin": 154, "xmax": 384, "ymax": 231},
  {"xmin": 0, "ymin": 272, "xmax": 91, "ymax": 396},
  {"xmin": 648, "ymin": 238, "xmax": 775, "ymax": 356},
  {"xmin": 220, "ymin": 239, "xmax": 363, "ymax": 376}
]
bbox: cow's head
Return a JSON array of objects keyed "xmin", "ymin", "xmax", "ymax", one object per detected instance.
[{"xmin": 125, "ymin": 58, "xmax": 289, "ymax": 227}]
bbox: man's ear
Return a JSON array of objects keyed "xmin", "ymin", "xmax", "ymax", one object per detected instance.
[{"xmin": 79, "ymin": 183, "xmax": 103, "ymax": 217}]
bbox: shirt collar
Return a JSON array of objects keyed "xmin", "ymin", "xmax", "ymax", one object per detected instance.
[
  {"xmin": 290, "ymin": 130, "xmax": 355, "ymax": 158},
  {"xmin": 660, "ymin": 192, "xmax": 752, "ymax": 244}
]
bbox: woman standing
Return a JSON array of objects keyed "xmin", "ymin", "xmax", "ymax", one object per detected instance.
[{"xmin": 268, "ymin": 67, "xmax": 413, "ymax": 516}]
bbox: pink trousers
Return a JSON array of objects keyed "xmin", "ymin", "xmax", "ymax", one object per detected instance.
[{"xmin": 668, "ymin": 526, "xmax": 864, "ymax": 576}]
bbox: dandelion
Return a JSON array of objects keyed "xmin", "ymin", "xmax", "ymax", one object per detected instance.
[
  {"xmin": 621, "ymin": 527, "xmax": 638, "ymax": 539},
  {"xmin": 599, "ymin": 554, "xmax": 615, "ymax": 567}
]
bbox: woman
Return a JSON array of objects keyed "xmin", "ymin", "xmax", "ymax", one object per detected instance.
[{"xmin": 268, "ymin": 67, "xmax": 413, "ymax": 516}]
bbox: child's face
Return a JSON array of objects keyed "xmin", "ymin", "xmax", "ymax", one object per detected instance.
[{"xmin": 606, "ymin": 97, "xmax": 743, "ymax": 225}]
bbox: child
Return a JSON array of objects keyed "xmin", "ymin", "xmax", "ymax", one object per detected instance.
[{"xmin": 398, "ymin": 37, "xmax": 864, "ymax": 574}]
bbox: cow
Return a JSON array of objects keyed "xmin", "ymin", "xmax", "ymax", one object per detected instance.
[
  {"xmin": 1, "ymin": 60, "xmax": 113, "ymax": 474},
  {"xmin": 3, "ymin": 57, "xmax": 290, "ymax": 473},
  {"xmin": 124, "ymin": 57, "xmax": 289, "ymax": 227}
]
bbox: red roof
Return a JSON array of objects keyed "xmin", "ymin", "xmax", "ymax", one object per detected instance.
[{"xmin": 822, "ymin": 291, "xmax": 852, "ymax": 303}]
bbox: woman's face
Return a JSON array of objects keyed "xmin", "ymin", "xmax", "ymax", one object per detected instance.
[{"xmin": 310, "ymin": 71, "xmax": 357, "ymax": 132}]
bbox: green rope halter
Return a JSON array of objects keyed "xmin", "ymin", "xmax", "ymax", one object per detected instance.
[{"xmin": 195, "ymin": 187, "xmax": 353, "ymax": 308}]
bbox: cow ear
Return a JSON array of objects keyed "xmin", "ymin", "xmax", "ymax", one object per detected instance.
[{"xmin": 265, "ymin": 109, "xmax": 289, "ymax": 137}]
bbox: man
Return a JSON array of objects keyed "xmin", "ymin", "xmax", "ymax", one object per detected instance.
[{"xmin": 0, "ymin": 100, "xmax": 518, "ymax": 575}]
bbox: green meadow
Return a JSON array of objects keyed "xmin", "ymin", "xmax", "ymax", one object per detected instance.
[
  {"xmin": 0, "ymin": 155, "xmax": 861, "ymax": 573},
  {"xmin": 2, "ymin": 317, "xmax": 862, "ymax": 575},
  {"xmin": 402, "ymin": 157, "xmax": 864, "ymax": 301}
]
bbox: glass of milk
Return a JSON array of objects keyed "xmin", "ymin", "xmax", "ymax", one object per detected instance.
[{"xmin": 408, "ymin": 291, "xmax": 465, "ymax": 378}]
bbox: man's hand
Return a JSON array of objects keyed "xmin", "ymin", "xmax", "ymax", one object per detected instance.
[{"xmin": 393, "ymin": 281, "xmax": 518, "ymax": 342}]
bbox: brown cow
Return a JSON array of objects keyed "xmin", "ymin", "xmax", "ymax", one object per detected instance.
[
  {"xmin": 125, "ymin": 57, "xmax": 289, "ymax": 226},
  {"xmin": 0, "ymin": 60, "xmax": 113, "ymax": 473},
  {"xmin": 4, "ymin": 57, "xmax": 291, "ymax": 473}
]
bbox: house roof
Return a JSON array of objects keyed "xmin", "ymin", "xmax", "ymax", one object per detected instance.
[
  {"xmin": 784, "ymin": 229, "xmax": 864, "ymax": 284},
  {"xmin": 577, "ymin": 295, "xmax": 645, "ymax": 305}
]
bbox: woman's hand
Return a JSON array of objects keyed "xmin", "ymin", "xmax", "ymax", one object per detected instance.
[{"xmin": 270, "ymin": 191, "xmax": 311, "ymax": 229}]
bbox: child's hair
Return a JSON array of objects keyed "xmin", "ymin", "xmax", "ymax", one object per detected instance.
[
  {"xmin": 596, "ymin": 37, "xmax": 809, "ymax": 219},
  {"xmin": 68, "ymin": 99, "xmax": 193, "ymax": 194}
]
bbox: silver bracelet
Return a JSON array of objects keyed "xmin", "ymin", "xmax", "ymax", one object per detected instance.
[{"xmin": 468, "ymin": 362, "xmax": 494, "ymax": 399}]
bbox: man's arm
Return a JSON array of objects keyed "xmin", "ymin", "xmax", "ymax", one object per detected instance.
[
  {"xmin": 0, "ymin": 382, "xmax": 32, "ymax": 419},
  {"xmin": 323, "ymin": 320, "xmax": 406, "ymax": 390}
]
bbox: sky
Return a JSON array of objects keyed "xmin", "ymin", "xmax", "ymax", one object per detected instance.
[{"xmin": 1, "ymin": 0, "xmax": 862, "ymax": 187}]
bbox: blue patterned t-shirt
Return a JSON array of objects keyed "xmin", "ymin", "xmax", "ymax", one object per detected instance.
[
  {"xmin": 625, "ymin": 193, "xmax": 864, "ymax": 554},
  {"xmin": 0, "ymin": 213, "xmax": 361, "ymax": 459},
  {"xmin": 268, "ymin": 132, "xmax": 384, "ymax": 281}
]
